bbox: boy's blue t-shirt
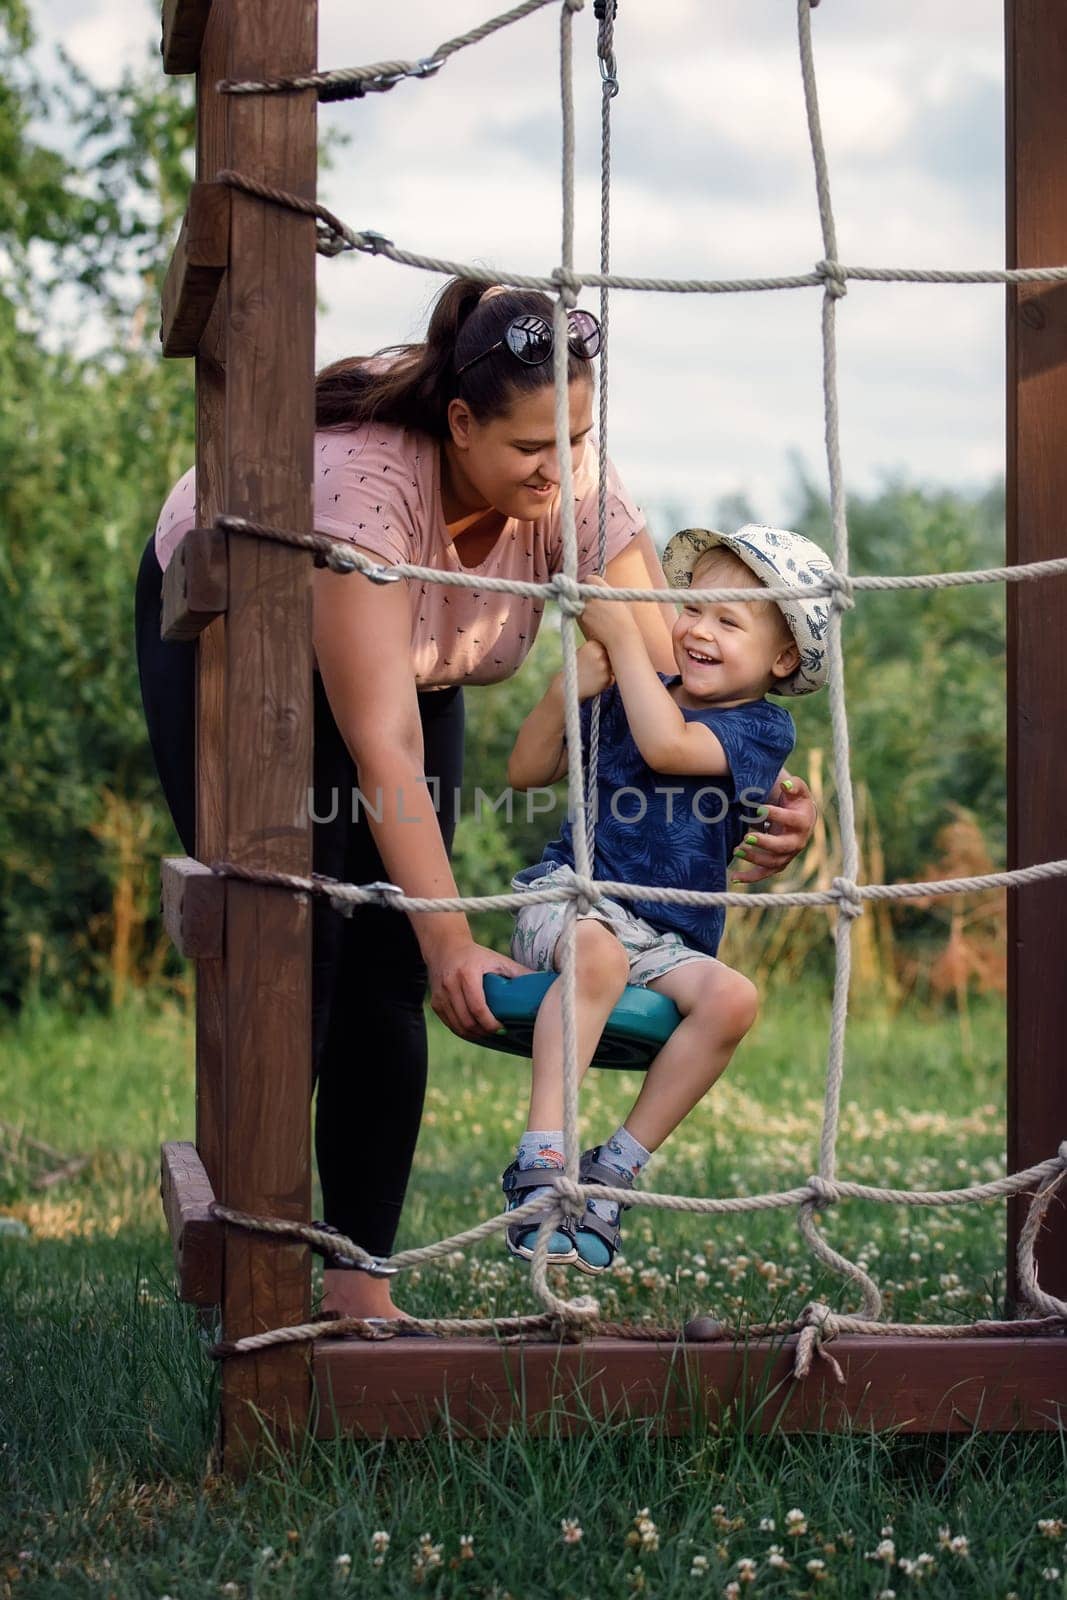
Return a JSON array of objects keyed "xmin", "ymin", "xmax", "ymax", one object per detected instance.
[{"xmin": 514, "ymin": 675, "xmax": 796, "ymax": 959}]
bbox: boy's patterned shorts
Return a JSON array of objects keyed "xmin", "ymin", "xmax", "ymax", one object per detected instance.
[{"xmin": 510, "ymin": 864, "xmax": 717, "ymax": 989}]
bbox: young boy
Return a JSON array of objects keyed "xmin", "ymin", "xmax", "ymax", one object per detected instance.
[{"xmin": 502, "ymin": 524, "xmax": 832, "ymax": 1274}]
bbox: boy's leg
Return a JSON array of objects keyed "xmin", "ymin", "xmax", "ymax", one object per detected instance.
[
  {"xmin": 573, "ymin": 957, "xmax": 758, "ymax": 1272},
  {"xmin": 624, "ymin": 958, "xmax": 759, "ymax": 1151},
  {"xmin": 506, "ymin": 917, "xmax": 630, "ymax": 1261},
  {"xmin": 526, "ymin": 918, "xmax": 631, "ymax": 1129}
]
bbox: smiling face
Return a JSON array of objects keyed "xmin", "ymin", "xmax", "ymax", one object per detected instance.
[
  {"xmin": 672, "ymin": 548, "xmax": 801, "ymax": 707},
  {"xmin": 444, "ymin": 378, "xmax": 594, "ymax": 522}
]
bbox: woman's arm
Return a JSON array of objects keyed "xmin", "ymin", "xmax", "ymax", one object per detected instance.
[
  {"xmin": 603, "ymin": 527, "xmax": 676, "ymax": 675},
  {"xmin": 313, "ymin": 558, "xmax": 525, "ymax": 1036}
]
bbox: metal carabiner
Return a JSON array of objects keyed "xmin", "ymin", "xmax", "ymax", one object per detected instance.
[
  {"xmin": 599, "ymin": 56, "xmax": 619, "ymax": 97},
  {"xmin": 594, "ymin": 0, "xmax": 619, "ymax": 97}
]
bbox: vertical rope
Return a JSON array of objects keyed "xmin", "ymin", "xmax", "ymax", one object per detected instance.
[
  {"xmin": 555, "ymin": 0, "xmax": 586, "ymax": 1198},
  {"xmin": 797, "ymin": 0, "xmax": 860, "ymax": 1188},
  {"xmin": 582, "ymin": 1, "xmax": 617, "ymax": 872}
]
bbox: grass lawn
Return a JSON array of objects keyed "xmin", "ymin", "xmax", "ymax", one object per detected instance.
[{"xmin": 3, "ymin": 990, "xmax": 1067, "ymax": 1599}]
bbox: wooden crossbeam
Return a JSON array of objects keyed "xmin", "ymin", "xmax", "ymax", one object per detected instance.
[
  {"xmin": 161, "ymin": 1140, "xmax": 223, "ymax": 1305},
  {"xmin": 313, "ymin": 1335, "xmax": 1067, "ymax": 1439},
  {"xmin": 161, "ymin": 182, "xmax": 230, "ymax": 358},
  {"xmin": 161, "ymin": 856, "xmax": 224, "ymax": 959},
  {"xmin": 161, "ymin": 0, "xmax": 214, "ymax": 74},
  {"xmin": 161, "ymin": 526, "xmax": 228, "ymax": 641}
]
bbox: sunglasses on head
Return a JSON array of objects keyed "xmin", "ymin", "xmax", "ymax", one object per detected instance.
[{"xmin": 454, "ymin": 309, "xmax": 602, "ymax": 377}]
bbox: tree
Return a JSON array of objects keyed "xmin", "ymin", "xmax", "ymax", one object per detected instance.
[{"xmin": 0, "ymin": 9, "xmax": 194, "ymax": 1007}]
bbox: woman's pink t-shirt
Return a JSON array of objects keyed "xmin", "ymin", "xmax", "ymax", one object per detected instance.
[{"xmin": 155, "ymin": 424, "xmax": 643, "ymax": 689}]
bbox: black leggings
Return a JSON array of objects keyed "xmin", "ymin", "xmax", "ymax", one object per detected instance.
[{"xmin": 135, "ymin": 535, "xmax": 464, "ymax": 1256}]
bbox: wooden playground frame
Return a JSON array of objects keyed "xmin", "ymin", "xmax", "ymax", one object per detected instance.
[{"xmin": 156, "ymin": 0, "xmax": 1067, "ymax": 1472}]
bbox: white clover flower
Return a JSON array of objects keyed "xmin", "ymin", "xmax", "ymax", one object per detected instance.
[
  {"xmin": 949, "ymin": 1536, "xmax": 969, "ymax": 1558},
  {"xmin": 690, "ymin": 1553, "xmax": 709, "ymax": 1578},
  {"xmin": 881, "ymin": 1524, "xmax": 894, "ymax": 1537},
  {"xmin": 767, "ymin": 1545, "xmax": 789, "ymax": 1571},
  {"xmin": 723, "ymin": 1584, "xmax": 741, "ymax": 1600},
  {"xmin": 561, "ymin": 1518, "xmax": 584, "ymax": 1545},
  {"xmin": 411, "ymin": 1534, "xmax": 443, "ymax": 1579},
  {"xmin": 1039, "ymin": 1519, "xmax": 1066, "ymax": 1539},
  {"xmin": 334, "ymin": 1554, "xmax": 351, "ymax": 1572},
  {"xmin": 785, "ymin": 1509, "xmax": 807, "ymax": 1536},
  {"xmin": 735, "ymin": 1556, "xmax": 757, "ymax": 1582},
  {"xmin": 807, "ymin": 1557, "xmax": 827, "ymax": 1575},
  {"xmin": 459, "ymin": 1534, "xmax": 474, "ymax": 1560},
  {"xmin": 868, "ymin": 1538, "xmax": 896, "ymax": 1563},
  {"xmin": 370, "ymin": 1532, "xmax": 390, "ymax": 1554},
  {"xmin": 1042, "ymin": 1569, "xmax": 1061, "ymax": 1582},
  {"xmin": 758, "ymin": 1517, "xmax": 775, "ymax": 1533},
  {"xmin": 257, "ymin": 1548, "xmax": 276, "ymax": 1563}
]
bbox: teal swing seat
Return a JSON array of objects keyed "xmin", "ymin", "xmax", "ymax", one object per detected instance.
[{"xmin": 482, "ymin": 972, "xmax": 682, "ymax": 1071}]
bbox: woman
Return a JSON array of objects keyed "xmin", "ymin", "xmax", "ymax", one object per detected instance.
[{"xmin": 136, "ymin": 277, "xmax": 815, "ymax": 1322}]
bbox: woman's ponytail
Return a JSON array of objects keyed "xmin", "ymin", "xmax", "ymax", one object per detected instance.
[{"xmin": 315, "ymin": 277, "xmax": 591, "ymax": 436}]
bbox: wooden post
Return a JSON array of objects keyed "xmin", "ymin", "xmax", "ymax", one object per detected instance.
[
  {"xmin": 162, "ymin": 0, "xmax": 317, "ymax": 1466},
  {"xmin": 1006, "ymin": 0, "xmax": 1067, "ymax": 1305}
]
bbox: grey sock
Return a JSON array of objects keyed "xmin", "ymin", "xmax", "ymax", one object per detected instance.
[
  {"xmin": 587, "ymin": 1125, "xmax": 650, "ymax": 1227},
  {"xmin": 515, "ymin": 1129, "xmax": 566, "ymax": 1215}
]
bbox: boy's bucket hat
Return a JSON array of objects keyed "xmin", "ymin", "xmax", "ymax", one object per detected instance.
[{"xmin": 661, "ymin": 524, "xmax": 834, "ymax": 696}]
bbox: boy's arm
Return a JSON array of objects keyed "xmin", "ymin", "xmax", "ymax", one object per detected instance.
[
  {"xmin": 580, "ymin": 580, "xmax": 730, "ymax": 777},
  {"xmin": 507, "ymin": 675, "xmax": 569, "ymax": 791},
  {"xmin": 607, "ymin": 634, "xmax": 730, "ymax": 775},
  {"xmin": 507, "ymin": 641, "xmax": 614, "ymax": 790}
]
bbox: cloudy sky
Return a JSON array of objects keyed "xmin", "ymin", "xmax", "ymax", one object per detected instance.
[{"xmin": 34, "ymin": 0, "xmax": 1006, "ymax": 531}]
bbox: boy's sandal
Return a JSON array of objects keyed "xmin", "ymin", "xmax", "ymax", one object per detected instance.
[
  {"xmin": 572, "ymin": 1146, "xmax": 636, "ymax": 1277},
  {"xmin": 501, "ymin": 1162, "xmax": 577, "ymax": 1265}
]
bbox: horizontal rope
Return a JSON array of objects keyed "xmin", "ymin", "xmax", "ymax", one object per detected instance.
[
  {"xmin": 214, "ymin": 173, "xmax": 1067, "ymax": 290},
  {"xmin": 218, "ymin": 0, "xmax": 579, "ymax": 103},
  {"xmin": 212, "ymin": 1146, "xmax": 1067, "ymax": 1278},
  {"xmin": 211, "ymin": 856, "xmax": 1067, "ymax": 920},
  {"xmin": 210, "ymin": 1311, "xmax": 1067, "ymax": 1360},
  {"xmin": 217, "ymin": 514, "xmax": 1067, "ymax": 604}
]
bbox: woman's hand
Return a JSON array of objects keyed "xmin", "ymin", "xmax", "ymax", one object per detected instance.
[
  {"xmin": 730, "ymin": 770, "xmax": 817, "ymax": 883},
  {"xmin": 427, "ymin": 940, "xmax": 532, "ymax": 1040},
  {"xmin": 576, "ymin": 640, "xmax": 614, "ymax": 701}
]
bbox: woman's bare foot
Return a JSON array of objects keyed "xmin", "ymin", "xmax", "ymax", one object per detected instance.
[{"xmin": 321, "ymin": 1267, "xmax": 406, "ymax": 1321}]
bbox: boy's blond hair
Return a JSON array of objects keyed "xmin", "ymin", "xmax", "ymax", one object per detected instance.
[{"xmin": 688, "ymin": 546, "xmax": 794, "ymax": 647}]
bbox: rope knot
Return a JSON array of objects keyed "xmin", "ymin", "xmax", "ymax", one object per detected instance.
[
  {"xmin": 551, "ymin": 1174, "xmax": 585, "ymax": 1208},
  {"xmin": 816, "ymin": 258, "xmax": 848, "ymax": 299},
  {"xmin": 551, "ymin": 571, "xmax": 585, "ymax": 617},
  {"xmin": 824, "ymin": 568, "xmax": 855, "ymax": 612},
  {"xmin": 806, "ymin": 1174, "xmax": 838, "ymax": 1208},
  {"xmin": 323, "ymin": 545, "xmax": 359, "ymax": 575},
  {"xmin": 831, "ymin": 876, "xmax": 863, "ymax": 919},
  {"xmin": 564, "ymin": 0, "xmax": 586, "ymax": 11},
  {"xmin": 793, "ymin": 1301, "xmax": 846, "ymax": 1384},
  {"xmin": 316, "ymin": 224, "xmax": 348, "ymax": 259},
  {"xmin": 550, "ymin": 267, "xmax": 582, "ymax": 306},
  {"xmin": 569, "ymin": 873, "xmax": 601, "ymax": 916}
]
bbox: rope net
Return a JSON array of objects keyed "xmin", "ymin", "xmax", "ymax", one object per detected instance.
[{"xmin": 199, "ymin": 0, "xmax": 1067, "ymax": 1372}]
